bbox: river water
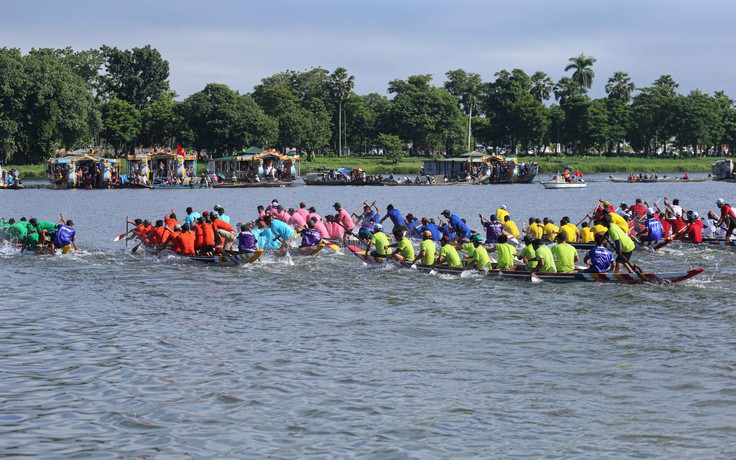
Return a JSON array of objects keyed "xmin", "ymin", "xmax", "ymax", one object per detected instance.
[{"xmin": 2, "ymin": 173, "xmax": 735, "ymax": 458}]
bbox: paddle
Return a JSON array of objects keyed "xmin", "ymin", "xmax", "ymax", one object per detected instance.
[
  {"xmin": 575, "ymin": 202, "xmax": 602, "ymax": 227},
  {"xmin": 60, "ymin": 213, "xmax": 78, "ymax": 251},
  {"xmin": 530, "ymin": 271, "xmax": 543, "ymax": 284}
]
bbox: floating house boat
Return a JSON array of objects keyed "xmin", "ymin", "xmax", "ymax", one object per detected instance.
[
  {"xmin": 125, "ymin": 150, "xmax": 199, "ymax": 188},
  {"xmin": 47, "ymin": 149, "xmax": 120, "ymax": 189},
  {"xmin": 421, "ymin": 151, "xmax": 538, "ymax": 184},
  {"xmin": 208, "ymin": 148, "xmax": 299, "ymax": 187},
  {"xmin": 711, "ymin": 159, "xmax": 735, "ymax": 181}
]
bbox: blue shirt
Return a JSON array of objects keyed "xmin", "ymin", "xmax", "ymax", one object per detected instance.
[
  {"xmin": 259, "ymin": 228, "xmax": 281, "ymax": 249},
  {"xmin": 406, "ymin": 220, "xmax": 420, "ymax": 237},
  {"xmin": 218, "ymin": 214, "xmax": 230, "ymax": 224},
  {"xmin": 185, "ymin": 212, "xmax": 201, "ymax": 226},
  {"xmin": 385, "ymin": 209, "xmax": 405, "ymax": 227},
  {"xmin": 585, "ymin": 246, "xmax": 614, "ymax": 273},
  {"xmin": 438, "ymin": 225, "xmax": 455, "ymax": 241},
  {"xmin": 644, "ymin": 218, "xmax": 663, "ymax": 242},
  {"xmin": 449, "ymin": 214, "xmax": 471, "ymax": 238},
  {"xmin": 270, "ymin": 219, "xmax": 296, "ymax": 241},
  {"xmin": 54, "ymin": 224, "xmax": 75, "ymax": 247},
  {"xmin": 417, "ymin": 223, "xmax": 441, "ymax": 241},
  {"xmin": 364, "ymin": 210, "xmax": 381, "ymax": 223}
]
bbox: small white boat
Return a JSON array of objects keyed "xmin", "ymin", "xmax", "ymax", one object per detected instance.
[{"xmin": 540, "ymin": 178, "xmax": 586, "ymax": 189}]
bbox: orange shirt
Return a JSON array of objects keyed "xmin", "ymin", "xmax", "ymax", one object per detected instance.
[
  {"xmin": 212, "ymin": 219, "xmax": 235, "ymax": 233},
  {"xmin": 174, "ymin": 231, "xmax": 195, "ymax": 255},
  {"xmin": 148, "ymin": 226, "xmax": 167, "ymax": 246},
  {"xmin": 202, "ymin": 223, "xmax": 215, "ymax": 246},
  {"xmin": 163, "ymin": 230, "xmax": 180, "ymax": 246},
  {"xmin": 165, "ymin": 218, "xmax": 179, "ymax": 231},
  {"xmin": 194, "ymin": 225, "xmax": 205, "ymax": 248}
]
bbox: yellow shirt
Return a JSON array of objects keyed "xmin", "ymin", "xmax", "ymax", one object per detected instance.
[
  {"xmin": 580, "ymin": 227, "xmax": 595, "ymax": 243},
  {"xmin": 609, "ymin": 212, "xmax": 629, "ymax": 235},
  {"xmin": 496, "ymin": 208, "xmax": 509, "ymax": 225},
  {"xmin": 543, "ymin": 223, "xmax": 559, "ymax": 241},
  {"xmin": 503, "ymin": 219, "xmax": 520, "ymax": 238},
  {"xmin": 527, "ymin": 223, "xmax": 543, "ymax": 239},
  {"xmin": 592, "ymin": 224, "xmax": 608, "ymax": 235},
  {"xmin": 562, "ymin": 223, "xmax": 579, "ymax": 242}
]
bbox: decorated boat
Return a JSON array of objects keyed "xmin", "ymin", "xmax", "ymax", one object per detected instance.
[
  {"xmin": 0, "ymin": 165, "xmax": 23, "ymax": 189},
  {"xmin": 347, "ymin": 245, "xmax": 703, "ymax": 284},
  {"xmin": 125, "ymin": 149, "xmax": 201, "ymax": 188},
  {"xmin": 303, "ymin": 168, "xmax": 383, "ymax": 186},
  {"xmin": 209, "ymin": 148, "xmax": 299, "ymax": 187},
  {"xmin": 711, "ymin": 159, "xmax": 735, "ymax": 181},
  {"xmin": 47, "ymin": 149, "xmax": 120, "ymax": 189},
  {"xmin": 422, "ymin": 151, "xmax": 538, "ymax": 184}
]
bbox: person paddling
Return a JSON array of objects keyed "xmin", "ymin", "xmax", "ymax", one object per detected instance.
[
  {"xmin": 550, "ymin": 232, "xmax": 579, "ymax": 273},
  {"xmin": 364, "ymin": 223, "xmax": 392, "ymax": 260},
  {"xmin": 415, "ymin": 230, "xmax": 437, "ymax": 265},
  {"xmin": 388, "ymin": 227, "xmax": 414, "ymax": 263},
  {"xmin": 299, "ymin": 219, "xmax": 323, "ymax": 248},
  {"xmin": 715, "ymin": 198, "xmax": 736, "ymax": 242},
  {"xmin": 583, "ymin": 233, "xmax": 614, "ymax": 273},
  {"xmin": 489, "ymin": 234, "xmax": 517, "ymax": 270},
  {"xmin": 434, "ymin": 235, "xmax": 463, "ymax": 268}
]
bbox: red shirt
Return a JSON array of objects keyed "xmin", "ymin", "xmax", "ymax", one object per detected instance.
[
  {"xmin": 630, "ymin": 204, "xmax": 647, "ymax": 218},
  {"xmin": 666, "ymin": 218, "xmax": 687, "ymax": 238},
  {"xmin": 721, "ymin": 204, "xmax": 736, "ymax": 220},
  {"xmin": 194, "ymin": 225, "xmax": 205, "ymax": 248},
  {"xmin": 656, "ymin": 216, "xmax": 671, "ymax": 238},
  {"xmin": 201, "ymin": 223, "xmax": 215, "ymax": 246},
  {"xmin": 212, "ymin": 219, "xmax": 235, "ymax": 233},
  {"xmin": 165, "ymin": 218, "xmax": 179, "ymax": 231},
  {"xmin": 147, "ymin": 226, "xmax": 167, "ymax": 245},
  {"xmin": 174, "ymin": 231, "xmax": 196, "ymax": 255},
  {"xmin": 687, "ymin": 220, "xmax": 704, "ymax": 243}
]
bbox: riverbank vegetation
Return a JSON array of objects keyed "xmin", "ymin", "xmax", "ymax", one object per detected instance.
[{"xmin": 1, "ymin": 46, "xmax": 735, "ymax": 166}]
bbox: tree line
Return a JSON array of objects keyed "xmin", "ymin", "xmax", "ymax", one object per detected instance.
[{"xmin": 1, "ymin": 46, "xmax": 735, "ymax": 165}]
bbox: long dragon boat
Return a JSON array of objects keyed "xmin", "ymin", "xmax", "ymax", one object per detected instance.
[{"xmin": 347, "ymin": 245, "xmax": 703, "ymax": 285}]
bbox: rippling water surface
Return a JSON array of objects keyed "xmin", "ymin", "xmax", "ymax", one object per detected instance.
[{"xmin": 2, "ymin": 175, "xmax": 736, "ymax": 458}]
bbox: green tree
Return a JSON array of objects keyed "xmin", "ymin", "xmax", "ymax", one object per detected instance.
[
  {"xmin": 530, "ymin": 71, "xmax": 553, "ymax": 103},
  {"xmin": 565, "ymin": 54, "xmax": 596, "ymax": 90},
  {"xmin": 100, "ymin": 98, "xmax": 140, "ymax": 154},
  {"xmin": 444, "ymin": 69, "xmax": 482, "ymax": 151},
  {"xmin": 326, "ymin": 67, "xmax": 355, "ymax": 156},
  {"xmin": 377, "ymin": 133, "xmax": 405, "ymax": 164},
  {"xmin": 139, "ymin": 94, "xmax": 178, "ymax": 147},
  {"xmin": 553, "ymin": 77, "xmax": 585, "ymax": 105},
  {"xmin": 630, "ymin": 75, "xmax": 679, "ymax": 154},
  {"xmin": 605, "ymin": 71, "xmax": 635, "ymax": 103},
  {"xmin": 100, "ymin": 45, "xmax": 170, "ymax": 110},
  {"xmin": 0, "ymin": 48, "xmax": 24, "ymax": 161}
]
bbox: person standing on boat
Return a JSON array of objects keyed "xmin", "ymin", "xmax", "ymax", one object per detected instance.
[
  {"xmin": 715, "ymin": 198, "xmax": 736, "ymax": 242},
  {"xmin": 551, "ymin": 232, "xmax": 579, "ymax": 273},
  {"xmin": 583, "ymin": 233, "xmax": 614, "ymax": 273},
  {"xmin": 415, "ymin": 230, "xmax": 436, "ymax": 265},
  {"xmin": 434, "ymin": 235, "xmax": 463, "ymax": 268},
  {"xmin": 442, "ymin": 210, "xmax": 471, "ymax": 241}
]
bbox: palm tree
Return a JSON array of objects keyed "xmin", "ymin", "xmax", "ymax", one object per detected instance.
[
  {"xmin": 530, "ymin": 71, "xmax": 553, "ymax": 102},
  {"xmin": 444, "ymin": 70, "xmax": 482, "ymax": 151},
  {"xmin": 605, "ymin": 71, "xmax": 635, "ymax": 103},
  {"xmin": 327, "ymin": 67, "xmax": 355, "ymax": 157},
  {"xmin": 564, "ymin": 54, "xmax": 596, "ymax": 90}
]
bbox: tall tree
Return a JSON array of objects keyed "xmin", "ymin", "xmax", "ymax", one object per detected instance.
[
  {"xmin": 326, "ymin": 67, "xmax": 355, "ymax": 156},
  {"xmin": 100, "ymin": 45, "xmax": 170, "ymax": 110},
  {"xmin": 553, "ymin": 77, "xmax": 585, "ymax": 105},
  {"xmin": 100, "ymin": 98, "xmax": 140, "ymax": 154},
  {"xmin": 530, "ymin": 71, "xmax": 553, "ymax": 103},
  {"xmin": 0, "ymin": 48, "xmax": 24, "ymax": 161},
  {"xmin": 444, "ymin": 69, "xmax": 482, "ymax": 151},
  {"xmin": 564, "ymin": 54, "xmax": 596, "ymax": 90},
  {"xmin": 605, "ymin": 71, "xmax": 635, "ymax": 103}
]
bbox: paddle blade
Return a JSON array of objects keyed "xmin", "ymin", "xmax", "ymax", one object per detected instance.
[
  {"xmin": 324, "ymin": 241, "xmax": 341, "ymax": 251},
  {"xmin": 114, "ymin": 233, "xmax": 126, "ymax": 242},
  {"xmin": 531, "ymin": 273, "xmax": 543, "ymax": 284}
]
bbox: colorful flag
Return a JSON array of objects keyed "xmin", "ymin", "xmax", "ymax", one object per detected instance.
[{"xmin": 177, "ymin": 144, "xmax": 185, "ymax": 157}]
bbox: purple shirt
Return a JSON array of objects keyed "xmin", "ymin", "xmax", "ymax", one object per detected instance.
[
  {"xmin": 300, "ymin": 228, "xmax": 322, "ymax": 247},
  {"xmin": 238, "ymin": 231, "xmax": 258, "ymax": 251},
  {"xmin": 483, "ymin": 221, "xmax": 504, "ymax": 244}
]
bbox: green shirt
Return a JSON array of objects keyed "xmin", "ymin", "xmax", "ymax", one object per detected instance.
[
  {"xmin": 608, "ymin": 224, "xmax": 635, "ymax": 253},
  {"xmin": 396, "ymin": 237, "xmax": 414, "ymax": 262},
  {"xmin": 7, "ymin": 222, "xmax": 28, "ymax": 240},
  {"xmin": 24, "ymin": 232, "xmax": 40, "ymax": 251},
  {"xmin": 35, "ymin": 221, "xmax": 57, "ymax": 233},
  {"xmin": 495, "ymin": 242, "xmax": 517, "ymax": 269},
  {"xmin": 439, "ymin": 244, "xmax": 463, "ymax": 268},
  {"xmin": 419, "ymin": 239, "xmax": 436, "ymax": 265},
  {"xmin": 470, "ymin": 244, "xmax": 492, "ymax": 269},
  {"xmin": 520, "ymin": 245, "xmax": 537, "ymax": 270},
  {"xmin": 370, "ymin": 231, "xmax": 392, "ymax": 255},
  {"xmin": 551, "ymin": 242, "xmax": 577, "ymax": 272},
  {"xmin": 535, "ymin": 245, "xmax": 557, "ymax": 273}
]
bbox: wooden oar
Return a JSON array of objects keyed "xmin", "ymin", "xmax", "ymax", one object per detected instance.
[
  {"xmin": 124, "ymin": 215, "xmax": 129, "ymax": 247},
  {"xmin": 130, "ymin": 240, "xmax": 144, "ymax": 254},
  {"xmin": 575, "ymin": 202, "xmax": 601, "ymax": 227}
]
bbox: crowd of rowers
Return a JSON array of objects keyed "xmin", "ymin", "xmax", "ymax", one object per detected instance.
[
  {"xmin": 0, "ymin": 215, "xmax": 77, "ymax": 253},
  {"xmin": 125, "ymin": 194, "xmax": 736, "ymax": 274}
]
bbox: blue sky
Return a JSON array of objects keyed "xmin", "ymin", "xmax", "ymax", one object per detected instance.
[{"xmin": 2, "ymin": 0, "xmax": 734, "ymax": 100}]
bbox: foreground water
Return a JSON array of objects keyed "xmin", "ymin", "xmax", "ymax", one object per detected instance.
[{"xmin": 2, "ymin": 174, "xmax": 735, "ymax": 458}]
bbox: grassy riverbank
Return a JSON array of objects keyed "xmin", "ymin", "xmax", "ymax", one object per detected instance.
[{"xmin": 7, "ymin": 155, "xmax": 722, "ymax": 179}]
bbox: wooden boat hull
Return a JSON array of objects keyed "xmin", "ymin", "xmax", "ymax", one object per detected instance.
[
  {"xmin": 347, "ymin": 245, "xmax": 703, "ymax": 284},
  {"xmin": 655, "ymin": 237, "xmax": 736, "ymax": 250},
  {"xmin": 177, "ymin": 249, "xmax": 264, "ymax": 264},
  {"xmin": 264, "ymin": 243, "xmax": 325, "ymax": 257},
  {"xmin": 610, "ymin": 177, "xmax": 710, "ymax": 183}
]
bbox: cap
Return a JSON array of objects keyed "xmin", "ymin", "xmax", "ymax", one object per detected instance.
[
  {"xmin": 717, "ymin": 198, "xmax": 725, "ymax": 205},
  {"xmin": 271, "ymin": 200, "xmax": 279, "ymax": 206},
  {"xmin": 203, "ymin": 210, "xmax": 210, "ymax": 215},
  {"xmin": 374, "ymin": 223, "xmax": 382, "ymax": 230},
  {"xmin": 500, "ymin": 205, "xmax": 507, "ymax": 210},
  {"xmin": 214, "ymin": 204, "xmax": 222, "ymax": 209},
  {"xmin": 422, "ymin": 230, "xmax": 432, "ymax": 239},
  {"xmin": 471, "ymin": 234, "xmax": 483, "ymax": 243},
  {"xmin": 333, "ymin": 202, "xmax": 341, "ymax": 208},
  {"xmin": 692, "ymin": 212, "xmax": 699, "ymax": 218},
  {"xmin": 647, "ymin": 207, "xmax": 655, "ymax": 215}
]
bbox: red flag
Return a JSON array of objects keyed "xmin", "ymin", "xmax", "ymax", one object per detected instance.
[{"xmin": 177, "ymin": 144, "xmax": 185, "ymax": 157}]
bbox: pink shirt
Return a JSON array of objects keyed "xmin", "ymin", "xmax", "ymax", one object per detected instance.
[
  {"xmin": 306, "ymin": 212, "xmax": 321, "ymax": 224},
  {"xmin": 272, "ymin": 209, "xmax": 290, "ymax": 222},
  {"xmin": 314, "ymin": 220, "xmax": 330, "ymax": 238},
  {"xmin": 288, "ymin": 212, "xmax": 307, "ymax": 229},
  {"xmin": 328, "ymin": 222, "xmax": 344, "ymax": 239},
  {"xmin": 337, "ymin": 209, "xmax": 355, "ymax": 231},
  {"xmin": 296, "ymin": 208, "xmax": 309, "ymax": 219}
]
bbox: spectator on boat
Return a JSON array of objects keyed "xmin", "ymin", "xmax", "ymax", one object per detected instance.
[{"xmin": 583, "ymin": 233, "xmax": 614, "ymax": 273}]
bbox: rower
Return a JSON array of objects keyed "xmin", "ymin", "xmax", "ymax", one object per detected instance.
[
  {"xmin": 465, "ymin": 234, "xmax": 492, "ymax": 270},
  {"xmin": 560, "ymin": 217, "xmax": 579, "ymax": 243},
  {"xmin": 145, "ymin": 220, "xmax": 167, "ymax": 246},
  {"xmin": 416, "ymin": 217, "xmax": 441, "ymax": 241},
  {"xmin": 355, "ymin": 201, "xmax": 381, "ymax": 225},
  {"xmin": 333, "ymin": 202, "xmax": 355, "ymax": 243},
  {"xmin": 442, "ymin": 209, "xmax": 472, "ymax": 242},
  {"xmin": 184, "ymin": 207, "xmax": 201, "ymax": 227},
  {"xmin": 638, "ymin": 208, "xmax": 664, "ymax": 246},
  {"xmin": 583, "ymin": 233, "xmax": 615, "ymax": 273},
  {"xmin": 495, "ymin": 205, "xmax": 509, "ymax": 225},
  {"xmin": 489, "ymin": 234, "xmax": 517, "ymax": 270},
  {"xmin": 686, "ymin": 212, "xmax": 704, "ymax": 243},
  {"xmin": 287, "ymin": 207, "xmax": 307, "ymax": 229},
  {"xmin": 173, "ymin": 224, "xmax": 196, "ymax": 255},
  {"xmin": 295, "ymin": 202, "xmax": 310, "ymax": 220},
  {"xmin": 580, "ymin": 222, "xmax": 594, "ymax": 243},
  {"xmin": 715, "ymin": 198, "xmax": 736, "ymax": 242},
  {"xmin": 53, "ymin": 218, "xmax": 76, "ymax": 253},
  {"xmin": 519, "ymin": 235, "xmax": 537, "ymax": 271},
  {"xmin": 237, "ymin": 223, "xmax": 258, "ymax": 254},
  {"xmin": 602, "ymin": 214, "xmax": 636, "ymax": 273},
  {"xmin": 480, "ymin": 214, "xmax": 504, "ymax": 244},
  {"xmin": 502, "ymin": 215, "xmax": 520, "ymax": 239},
  {"xmin": 542, "ymin": 218, "xmax": 558, "ymax": 242},
  {"xmin": 388, "ymin": 228, "xmax": 414, "ymax": 263},
  {"xmin": 21, "ymin": 228, "xmax": 41, "ymax": 254},
  {"xmin": 530, "ymin": 239, "xmax": 556, "ymax": 273},
  {"xmin": 379, "ymin": 204, "xmax": 405, "ymax": 231},
  {"xmin": 265, "ymin": 215, "xmax": 296, "ymax": 247},
  {"xmin": 214, "ymin": 205, "xmax": 230, "ymax": 223},
  {"xmin": 550, "ymin": 232, "xmax": 579, "ymax": 273},
  {"xmin": 299, "ymin": 219, "xmax": 323, "ymax": 248},
  {"xmin": 415, "ymin": 230, "xmax": 437, "ymax": 265},
  {"xmin": 364, "ymin": 223, "xmax": 392, "ymax": 260},
  {"xmin": 164, "ymin": 210, "xmax": 179, "ymax": 231},
  {"xmin": 211, "ymin": 213, "xmax": 237, "ymax": 251},
  {"xmin": 435, "ymin": 235, "xmax": 463, "ymax": 268}
]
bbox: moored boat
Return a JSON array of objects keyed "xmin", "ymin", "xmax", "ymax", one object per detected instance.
[{"xmin": 540, "ymin": 178, "xmax": 586, "ymax": 189}]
